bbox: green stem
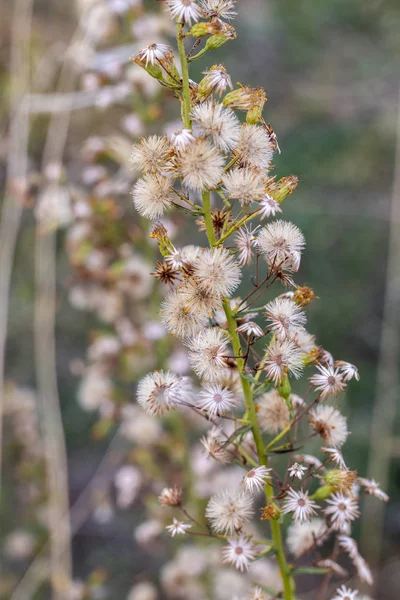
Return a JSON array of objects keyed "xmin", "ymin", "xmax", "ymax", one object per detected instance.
[
  {"xmin": 264, "ymin": 423, "xmax": 292, "ymax": 452},
  {"xmin": 188, "ymin": 47, "xmax": 208, "ymax": 62},
  {"xmin": 184, "ymin": 25, "xmax": 295, "ymax": 600},
  {"xmin": 176, "ymin": 22, "xmax": 192, "ymax": 129},
  {"xmin": 222, "ymin": 300, "xmax": 294, "ymax": 600},
  {"xmin": 202, "ymin": 190, "xmax": 217, "ymax": 247},
  {"xmin": 217, "ymin": 209, "xmax": 261, "ymax": 245}
]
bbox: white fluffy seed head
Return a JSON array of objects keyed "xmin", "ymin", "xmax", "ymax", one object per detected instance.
[
  {"xmin": 264, "ymin": 297, "xmax": 306, "ymax": 340},
  {"xmin": 286, "ymin": 518, "xmax": 327, "ymax": 557},
  {"xmin": 188, "ymin": 328, "xmax": 230, "ymax": 381},
  {"xmin": 222, "ymin": 168, "xmax": 265, "ymax": 205},
  {"xmin": 130, "ymin": 136, "xmax": 172, "ymax": 173},
  {"xmin": 258, "ymin": 389, "xmax": 290, "ymax": 434},
  {"xmin": 206, "ymin": 489, "xmax": 254, "ymax": 534},
  {"xmin": 309, "ymin": 405, "xmax": 349, "ymax": 448},
  {"xmin": 180, "ymin": 278, "xmax": 223, "ymax": 313},
  {"xmin": 264, "ymin": 338, "xmax": 304, "ymax": 384},
  {"xmin": 257, "ymin": 220, "xmax": 305, "ymax": 272},
  {"xmin": 258, "ymin": 194, "xmax": 282, "ymax": 219},
  {"xmin": 170, "ymin": 129, "xmax": 195, "ymax": 152},
  {"xmin": 191, "ymin": 101, "xmax": 241, "ymax": 151},
  {"xmin": 137, "ymin": 370, "xmax": 190, "ymax": 416},
  {"xmin": 179, "ymin": 138, "xmax": 225, "ymax": 191},
  {"xmin": 235, "ymin": 225, "xmax": 258, "ymax": 266},
  {"xmin": 235, "ymin": 124, "xmax": 274, "ymax": 170},
  {"xmin": 193, "ymin": 247, "xmax": 241, "ymax": 298},
  {"xmin": 132, "ymin": 173, "xmax": 174, "ymax": 219},
  {"xmin": 161, "ymin": 291, "xmax": 209, "ymax": 339}
]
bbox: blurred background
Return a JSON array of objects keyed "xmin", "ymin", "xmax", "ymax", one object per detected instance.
[{"xmin": 1, "ymin": 0, "xmax": 400, "ymax": 598}]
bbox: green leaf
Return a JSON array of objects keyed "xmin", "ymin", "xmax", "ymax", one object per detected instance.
[
  {"xmin": 221, "ymin": 424, "xmax": 252, "ymax": 449},
  {"xmin": 291, "ymin": 566, "xmax": 330, "ymax": 576}
]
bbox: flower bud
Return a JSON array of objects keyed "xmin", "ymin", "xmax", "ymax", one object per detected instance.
[
  {"xmin": 310, "ymin": 484, "xmax": 334, "ymax": 501},
  {"xmin": 260, "ymin": 503, "xmax": 281, "ymax": 520},
  {"xmin": 188, "ymin": 20, "xmax": 225, "ymax": 38},
  {"xmin": 271, "ymin": 175, "xmax": 299, "ymax": 204},
  {"xmin": 293, "ymin": 286, "xmax": 318, "ymax": 307},
  {"xmin": 223, "ymin": 86, "xmax": 266, "ymax": 123},
  {"xmin": 278, "ymin": 375, "xmax": 292, "ymax": 401},
  {"xmin": 205, "ymin": 25, "xmax": 237, "ymax": 51},
  {"xmin": 324, "ymin": 469, "xmax": 357, "ymax": 492},
  {"xmin": 150, "ymin": 222, "xmax": 174, "ymax": 257},
  {"xmin": 133, "ymin": 57, "xmax": 164, "ymax": 82}
]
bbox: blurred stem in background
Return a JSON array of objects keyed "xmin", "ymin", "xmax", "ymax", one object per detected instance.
[
  {"xmin": 0, "ymin": 0, "xmax": 33, "ymax": 514},
  {"xmin": 361, "ymin": 84, "xmax": 400, "ymax": 576}
]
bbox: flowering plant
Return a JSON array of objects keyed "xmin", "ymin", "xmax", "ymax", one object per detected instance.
[{"xmin": 129, "ymin": 1, "xmax": 387, "ymax": 599}]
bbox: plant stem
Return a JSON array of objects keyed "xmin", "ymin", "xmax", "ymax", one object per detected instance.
[
  {"xmin": 202, "ymin": 190, "xmax": 217, "ymax": 246},
  {"xmin": 217, "ymin": 208, "xmax": 261, "ymax": 245},
  {"xmin": 222, "ymin": 299, "xmax": 294, "ymax": 600},
  {"xmin": 176, "ymin": 22, "xmax": 192, "ymax": 129},
  {"xmin": 180, "ymin": 17, "xmax": 294, "ymax": 598}
]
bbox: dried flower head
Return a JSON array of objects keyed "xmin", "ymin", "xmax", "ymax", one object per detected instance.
[
  {"xmin": 310, "ymin": 364, "xmax": 346, "ymax": 400},
  {"xmin": 179, "ymin": 138, "xmax": 225, "ymax": 191},
  {"xmin": 358, "ymin": 478, "xmax": 389, "ymax": 502},
  {"xmin": 258, "ymin": 194, "xmax": 282, "ymax": 219},
  {"xmin": 286, "ymin": 518, "xmax": 327, "ymax": 557},
  {"xmin": 161, "ymin": 291, "xmax": 209, "ymax": 339},
  {"xmin": 137, "ymin": 371, "xmax": 191, "ymax": 416},
  {"xmin": 206, "ymin": 489, "xmax": 254, "ymax": 533},
  {"xmin": 235, "ymin": 124, "xmax": 274, "ymax": 170},
  {"xmin": 166, "ymin": 518, "xmax": 192, "ymax": 537},
  {"xmin": 282, "ymin": 488, "xmax": 319, "ymax": 523},
  {"xmin": 171, "ymin": 129, "xmax": 195, "ymax": 152},
  {"xmin": 222, "ymin": 168, "xmax": 265, "ymax": 205},
  {"xmin": 134, "ymin": 44, "xmax": 174, "ymax": 67},
  {"xmin": 191, "ymin": 101, "xmax": 241, "ymax": 151},
  {"xmin": 222, "ymin": 535, "xmax": 256, "ymax": 572},
  {"xmin": 188, "ymin": 328, "xmax": 230, "ymax": 381},
  {"xmin": 309, "ymin": 405, "xmax": 349, "ymax": 448},
  {"xmin": 166, "ymin": 0, "xmax": 202, "ymax": 24},
  {"xmin": 235, "ymin": 225, "xmax": 258, "ymax": 266},
  {"xmin": 199, "ymin": 64, "xmax": 233, "ymax": 97},
  {"xmin": 200, "ymin": 0, "xmax": 237, "ymax": 20},
  {"xmin": 159, "ymin": 487, "xmax": 182, "ymax": 507},
  {"xmin": 264, "ymin": 338, "xmax": 304, "ymax": 384},
  {"xmin": 264, "ymin": 297, "xmax": 306, "ymax": 340},
  {"xmin": 331, "ymin": 585, "xmax": 359, "ymax": 600},
  {"xmin": 197, "ymin": 383, "xmax": 236, "ymax": 416},
  {"xmin": 132, "ymin": 173, "xmax": 175, "ymax": 219},
  {"xmin": 325, "ymin": 492, "xmax": 360, "ymax": 530},
  {"xmin": 257, "ymin": 220, "xmax": 305, "ymax": 272},
  {"xmin": 242, "ymin": 465, "xmax": 272, "ymax": 493},
  {"xmin": 131, "ymin": 136, "xmax": 172, "ymax": 173},
  {"xmin": 258, "ymin": 389, "xmax": 290, "ymax": 434},
  {"xmin": 193, "ymin": 247, "xmax": 241, "ymax": 298}
]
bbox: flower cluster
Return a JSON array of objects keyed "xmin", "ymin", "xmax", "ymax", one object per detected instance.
[{"xmin": 127, "ymin": 2, "xmax": 387, "ymax": 599}]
